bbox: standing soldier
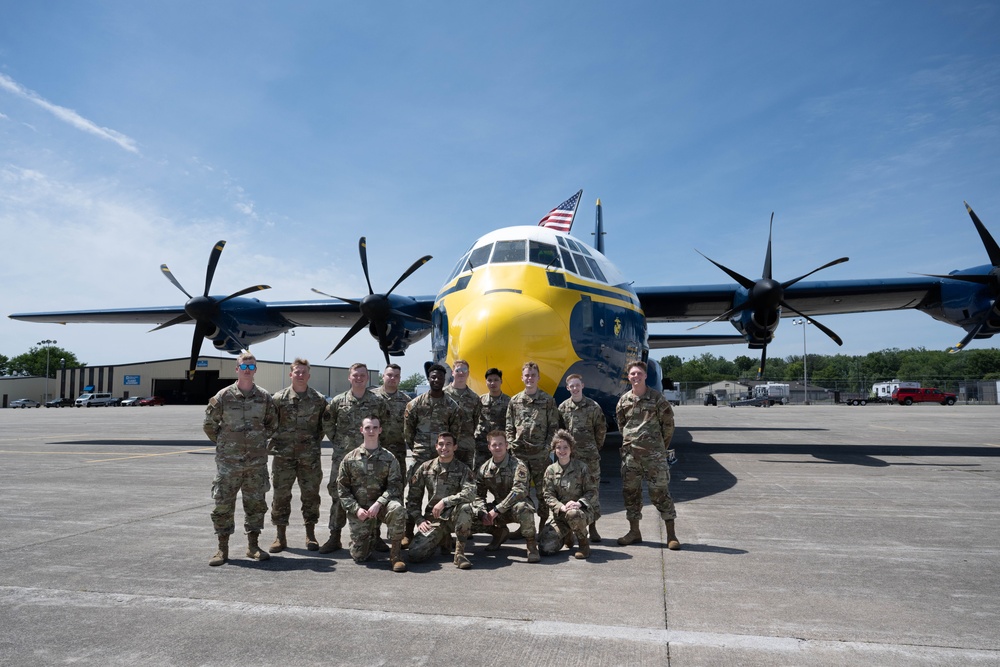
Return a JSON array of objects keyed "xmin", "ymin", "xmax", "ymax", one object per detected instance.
[
  {"xmin": 474, "ymin": 367, "xmax": 510, "ymax": 470},
  {"xmin": 319, "ymin": 363, "xmax": 388, "ymax": 554},
  {"xmin": 616, "ymin": 360, "xmax": 681, "ymax": 550},
  {"xmin": 373, "ymin": 363, "xmax": 409, "ymax": 479},
  {"xmin": 506, "ymin": 361, "xmax": 559, "ymax": 531},
  {"xmin": 337, "ymin": 416, "xmax": 407, "ymax": 573},
  {"xmin": 474, "ymin": 430, "xmax": 539, "ymax": 563},
  {"xmin": 267, "ymin": 358, "xmax": 328, "ymax": 553},
  {"xmin": 557, "ymin": 374, "xmax": 607, "ymax": 543},
  {"xmin": 402, "ymin": 363, "xmax": 461, "ymax": 546},
  {"xmin": 204, "ymin": 351, "xmax": 277, "ymax": 566},
  {"xmin": 443, "ymin": 359, "xmax": 481, "ymax": 469},
  {"xmin": 406, "ymin": 432, "xmax": 476, "ymax": 569}
]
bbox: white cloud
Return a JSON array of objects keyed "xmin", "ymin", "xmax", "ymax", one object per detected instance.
[{"xmin": 0, "ymin": 73, "xmax": 140, "ymax": 154}]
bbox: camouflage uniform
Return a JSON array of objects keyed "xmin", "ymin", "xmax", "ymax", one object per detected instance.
[
  {"xmin": 373, "ymin": 386, "xmax": 410, "ymax": 479},
  {"xmin": 505, "ymin": 389, "xmax": 559, "ymax": 501},
  {"xmin": 204, "ymin": 382, "xmax": 277, "ymax": 536},
  {"xmin": 322, "ymin": 390, "xmax": 389, "ymax": 533},
  {"xmin": 616, "ymin": 388, "xmax": 676, "ymax": 521},
  {"xmin": 444, "ymin": 384, "xmax": 481, "ymax": 469},
  {"xmin": 268, "ymin": 385, "xmax": 327, "ymax": 527},
  {"xmin": 539, "ymin": 458, "xmax": 599, "ymax": 555},
  {"xmin": 405, "ymin": 457, "xmax": 475, "ymax": 562},
  {"xmin": 337, "ymin": 444, "xmax": 405, "ymax": 562},
  {"xmin": 474, "ymin": 391, "xmax": 510, "ymax": 469},
  {"xmin": 473, "ymin": 453, "xmax": 536, "ymax": 539},
  {"xmin": 402, "ymin": 392, "xmax": 461, "ymax": 475},
  {"xmin": 557, "ymin": 396, "xmax": 607, "ymax": 522}
]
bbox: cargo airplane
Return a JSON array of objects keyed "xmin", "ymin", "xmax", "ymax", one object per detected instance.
[{"xmin": 9, "ymin": 197, "xmax": 1000, "ymax": 421}]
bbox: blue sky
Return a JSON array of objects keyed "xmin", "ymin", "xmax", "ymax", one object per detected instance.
[{"xmin": 2, "ymin": 2, "xmax": 999, "ymax": 373}]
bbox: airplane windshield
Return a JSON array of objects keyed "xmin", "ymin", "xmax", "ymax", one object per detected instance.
[
  {"xmin": 492, "ymin": 240, "xmax": 526, "ymax": 263},
  {"xmin": 466, "ymin": 244, "xmax": 493, "ymax": 270},
  {"xmin": 529, "ymin": 241, "xmax": 560, "ymax": 268}
]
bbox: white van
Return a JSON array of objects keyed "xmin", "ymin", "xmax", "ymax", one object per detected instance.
[{"xmin": 75, "ymin": 392, "xmax": 117, "ymax": 407}]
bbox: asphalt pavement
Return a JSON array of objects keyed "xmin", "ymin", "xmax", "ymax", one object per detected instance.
[{"xmin": 0, "ymin": 403, "xmax": 998, "ymax": 666}]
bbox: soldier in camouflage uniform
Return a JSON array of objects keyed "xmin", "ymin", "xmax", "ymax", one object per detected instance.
[
  {"xmin": 443, "ymin": 359, "xmax": 481, "ymax": 469},
  {"xmin": 402, "ymin": 363, "xmax": 461, "ymax": 546},
  {"xmin": 616, "ymin": 360, "xmax": 680, "ymax": 550},
  {"xmin": 557, "ymin": 374, "xmax": 607, "ymax": 543},
  {"xmin": 319, "ymin": 363, "xmax": 388, "ymax": 554},
  {"xmin": 506, "ymin": 361, "xmax": 560, "ymax": 531},
  {"xmin": 337, "ymin": 416, "xmax": 407, "ymax": 572},
  {"xmin": 267, "ymin": 358, "xmax": 328, "ymax": 553},
  {"xmin": 473, "ymin": 430, "xmax": 539, "ymax": 562},
  {"xmin": 539, "ymin": 430, "xmax": 599, "ymax": 559},
  {"xmin": 373, "ymin": 363, "xmax": 409, "ymax": 479},
  {"xmin": 203, "ymin": 351, "xmax": 277, "ymax": 566},
  {"xmin": 474, "ymin": 367, "xmax": 510, "ymax": 470},
  {"xmin": 406, "ymin": 432, "xmax": 476, "ymax": 569}
]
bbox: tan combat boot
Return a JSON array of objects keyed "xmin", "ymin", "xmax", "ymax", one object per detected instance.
[
  {"xmin": 617, "ymin": 519, "xmax": 642, "ymax": 546},
  {"xmin": 305, "ymin": 523, "xmax": 319, "ymax": 551},
  {"xmin": 485, "ymin": 523, "xmax": 509, "ymax": 552},
  {"xmin": 247, "ymin": 532, "xmax": 270, "ymax": 561},
  {"xmin": 318, "ymin": 529, "xmax": 342, "ymax": 554},
  {"xmin": 665, "ymin": 519, "xmax": 681, "ymax": 551},
  {"xmin": 589, "ymin": 521, "xmax": 602, "ymax": 543},
  {"xmin": 209, "ymin": 534, "xmax": 229, "ymax": 567},
  {"xmin": 453, "ymin": 540, "xmax": 472, "ymax": 570},
  {"xmin": 574, "ymin": 531, "xmax": 591, "ymax": 560},
  {"xmin": 401, "ymin": 520, "xmax": 414, "ymax": 549},
  {"xmin": 269, "ymin": 525, "xmax": 287, "ymax": 553},
  {"xmin": 389, "ymin": 538, "xmax": 407, "ymax": 573},
  {"xmin": 525, "ymin": 537, "xmax": 541, "ymax": 563}
]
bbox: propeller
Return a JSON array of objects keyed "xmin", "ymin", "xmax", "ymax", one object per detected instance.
[
  {"xmin": 918, "ymin": 202, "xmax": 1000, "ymax": 352},
  {"xmin": 693, "ymin": 213, "xmax": 849, "ymax": 378},
  {"xmin": 312, "ymin": 237, "xmax": 432, "ymax": 365},
  {"xmin": 152, "ymin": 240, "xmax": 270, "ymax": 379}
]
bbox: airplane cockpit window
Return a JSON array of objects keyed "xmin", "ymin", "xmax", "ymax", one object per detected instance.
[
  {"xmin": 466, "ymin": 244, "xmax": 493, "ymax": 271},
  {"xmin": 574, "ymin": 252, "xmax": 595, "ymax": 279},
  {"xmin": 529, "ymin": 241, "xmax": 560, "ymax": 268},
  {"xmin": 556, "ymin": 236, "xmax": 569, "ymax": 248},
  {"xmin": 447, "ymin": 251, "xmax": 472, "ymax": 282},
  {"xmin": 585, "ymin": 257, "xmax": 607, "ymax": 282},
  {"xmin": 492, "ymin": 239, "xmax": 526, "ymax": 263},
  {"xmin": 559, "ymin": 247, "xmax": 577, "ymax": 273}
]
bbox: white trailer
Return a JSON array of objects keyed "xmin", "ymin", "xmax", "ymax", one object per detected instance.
[
  {"xmin": 752, "ymin": 383, "xmax": 790, "ymax": 406},
  {"xmin": 871, "ymin": 380, "xmax": 919, "ymax": 402}
]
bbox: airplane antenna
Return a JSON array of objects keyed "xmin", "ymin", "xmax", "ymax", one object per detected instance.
[{"xmin": 592, "ymin": 198, "xmax": 606, "ymax": 254}]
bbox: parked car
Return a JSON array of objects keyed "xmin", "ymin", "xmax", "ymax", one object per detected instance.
[
  {"xmin": 45, "ymin": 397, "xmax": 74, "ymax": 408},
  {"xmin": 139, "ymin": 396, "xmax": 166, "ymax": 406},
  {"xmin": 703, "ymin": 392, "xmax": 718, "ymax": 406},
  {"xmin": 75, "ymin": 392, "xmax": 118, "ymax": 407},
  {"xmin": 10, "ymin": 398, "xmax": 41, "ymax": 408},
  {"xmin": 891, "ymin": 386, "xmax": 957, "ymax": 406},
  {"xmin": 120, "ymin": 396, "xmax": 142, "ymax": 406}
]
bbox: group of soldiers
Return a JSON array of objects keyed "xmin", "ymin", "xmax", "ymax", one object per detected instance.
[{"xmin": 202, "ymin": 350, "xmax": 680, "ymax": 572}]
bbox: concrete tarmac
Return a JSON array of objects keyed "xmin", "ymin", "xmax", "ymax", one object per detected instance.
[{"xmin": 0, "ymin": 404, "xmax": 998, "ymax": 666}]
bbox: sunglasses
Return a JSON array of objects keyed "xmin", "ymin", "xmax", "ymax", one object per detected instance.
[{"xmin": 238, "ymin": 363, "xmax": 257, "ymax": 371}]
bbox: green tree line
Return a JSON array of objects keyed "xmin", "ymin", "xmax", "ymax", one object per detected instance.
[
  {"xmin": 0, "ymin": 345, "xmax": 84, "ymax": 378},
  {"xmin": 659, "ymin": 348, "xmax": 1000, "ymax": 393}
]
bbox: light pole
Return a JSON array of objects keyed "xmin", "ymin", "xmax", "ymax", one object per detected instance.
[
  {"xmin": 37, "ymin": 339, "xmax": 57, "ymax": 402},
  {"xmin": 281, "ymin": 330, "xmax": 295, "ymax": 389},
  {"xmin": 792, "ymin": 320, "xmax": 808, "ymax": 404}
]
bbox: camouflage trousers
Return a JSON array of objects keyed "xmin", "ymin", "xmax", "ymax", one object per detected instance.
[
  {"xmin": 384, "ymin": 442, "xmax": 408, "ymax": 485},
  {"xmin": 211, "ymin": 462, "xmax": 270, "ymax": 536},
  {"xmin": 539, "ymin": 507, "xmax": 594, "ymax": 555},
  {"xmin": 473, "ymin": 444, "xmax": 491, "ymax": 472},
  {"xmin": 576, "ymin": 449, "xmax": 602, "ymax": 522},
  {"xmin": 621, "ymin": 448, "xmax": 676, "ymax": 522},
  {"xmin": 512, "ymin": 449, "xmax": 553, "ymax": 510},
  {"xmin": 407, "ymin": 504, "xmax": 474, "ymax": 563},
  {"xmin": 325, "ymin": 449, "xmax": 350, "ymax": 532},
  {"xmin": 455, "ymin": 437, "xmax": 476, "ymax": 470},
  {"xmin": 270, "ymin": 452, "xmax": 323, "ymax": 527},
  {"xmin": 475, "ymin": 501, "xmax": 537, "ymax": 539},
  {"xmin": 345, "ymin": 500, "xmax": 406, "ymax": 563}
]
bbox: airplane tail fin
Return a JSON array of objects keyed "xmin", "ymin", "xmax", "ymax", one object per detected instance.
[{"xmin": 593, "ymin": 198, "xmax": 605, "ymax": 254}]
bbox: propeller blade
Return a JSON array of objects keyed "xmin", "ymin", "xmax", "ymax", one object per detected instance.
[
  {"xmin": 149, "ymin": 312, "xmax": 193, "ymax": 332},
  {"xmin": 696, "ymin": 251, "xmax": 757, "ymax": 290},
  {"xmin": 947, "ymin": 321, "xmax": 985, "ymax": 353},
  {"xmin": 160, "ymin": 264, "xmax": 193, "ymax": 299},
  {"xmin": 203, "ymin": 241, "xmax": 226, "ymax": 297},
  {"xmin": 762, "ymin": 213, "xmax": 774, "ymax": 280},
  {"xmin": 325, "ymin": 316, "xmax": 370, "ymax": 359},
  {"xmin": 966, "ymin": 202, "xmax": 1000, "ymax": 267},
  {"xmin": 218, "ymin": 284, "xmax": 271, "ymax": 304},
  {"xmin": 688, "ymin": 302, "xmax": 751, "ymax": 330},
  {"xmin": 386, "ymin": 255, "xmax": 433, "ymax": 297},
  {"xmin": 782, "ymin": 257, "xmax": 850, "ymax": 289},
  {"xmin": 188, "ymin": 321, "xmax": 210, "ymax": 380},
  {"xmin": 756, "ymin": 346, "xmax": 767, "ymax": 380},
  {"xmin": 310, "ymin": 288, "xmax": 362, "ymax": 306},
  {"xmin": 782, "ymin": 303, "xmax": 844, "ymax": 346},
  {"xmin": 359, "ymin": 237, "xmax": 375, "ymax": 295}
]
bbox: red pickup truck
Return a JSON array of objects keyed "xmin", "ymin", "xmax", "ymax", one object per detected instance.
[{"xmin": 891, "ymin": 387, "xmax": 957, "ymax": 406}]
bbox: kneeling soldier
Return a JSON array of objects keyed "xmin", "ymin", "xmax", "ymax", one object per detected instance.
[{"xmin": 474, "ymin": 430, "xmax": 539, "ymax": 562}]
